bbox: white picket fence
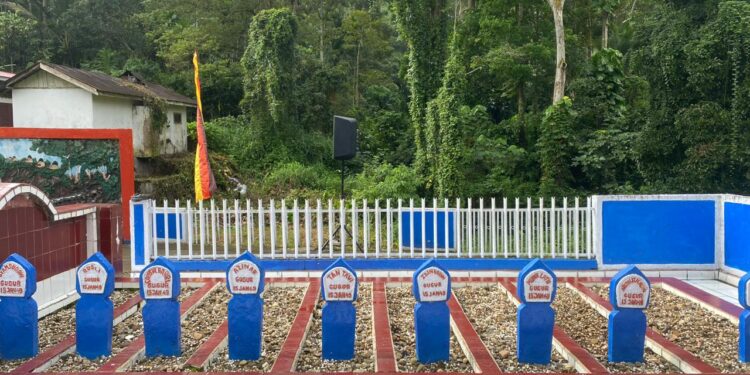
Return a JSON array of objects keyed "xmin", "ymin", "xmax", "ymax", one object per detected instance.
[{"xmin": 133, "ymin": 197, "xmax": 594, "ymax": 261}]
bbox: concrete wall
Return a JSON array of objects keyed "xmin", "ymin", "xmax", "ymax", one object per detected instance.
[
  {"xmin": 12, "ymin": 88, "xmax": 93, "ymax": 128},
  {"xmin": 724, "ymin": 199, "xmax": 750, "ymax": 273},
  {"xmin": 92, "ymin": 96, "xmax": 134, "ymax": 129}
]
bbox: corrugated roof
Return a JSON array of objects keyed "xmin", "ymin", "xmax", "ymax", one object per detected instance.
[
  {"xmin": 0, "ymin": 71, "xmax": 13, "ymax": 80},
  {"xmin": 6, "ymin": 62, "xmax": 196, "ymax": 107}
]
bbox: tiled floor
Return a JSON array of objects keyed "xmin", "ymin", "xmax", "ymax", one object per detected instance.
[{"xmin": 685, "ymin": 279, "xmax": 740, "ymax": 307}]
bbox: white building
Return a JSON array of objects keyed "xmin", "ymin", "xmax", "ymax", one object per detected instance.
[{"xmin": 5, "ymin": 62, "xmax": 196, "ymax": 158}]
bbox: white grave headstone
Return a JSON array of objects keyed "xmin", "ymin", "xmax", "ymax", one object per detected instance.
[
  {"xmin": 142, "ymin": 265, "xmax": 173, "ymax": 299},
  {"xmin": 78, "ymin": 262, "xmax": 107, "ymax": 294},
  {"xmin": 323, "ymin": 266, "xmax": 356, "ymax": 301},
  {"xmin": 228, "ymin": 260, "xmax": 261, "ymax": 294},
  {"xmin": 614, "ymin": 274, "xmax": 650, "ymax": 309},
  {"xmin": 523, "ymin": 269, "xmax": 554, "ymax": 302},
  {"xmin": 416, "ymin": 266, "xmax": 449, "ymax": 302},
  {"xmin": 0, "ymin": 261, "xmax": 25, "ymax": 297}
]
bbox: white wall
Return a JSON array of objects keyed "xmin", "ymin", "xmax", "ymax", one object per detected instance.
[
  {"xmin": 92, "ymin": 96, "xmax": 134, "ymax": 129},
  {"xmin": 12, "ymin": 88, "xmax": 94, "ymax": 128},
  {"xmin": 163, "ymin": 105, "xmax": 188, "ymax": 154}
]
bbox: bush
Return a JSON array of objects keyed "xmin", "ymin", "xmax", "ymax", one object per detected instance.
[
  {"xmin": 262, "ymin": 162, "xmax": 338, "ymax": 198},
  {"xmin": 351, "ymin": 163, "xmax": 420, "ymax": 200}
]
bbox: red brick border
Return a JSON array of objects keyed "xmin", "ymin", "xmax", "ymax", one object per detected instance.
[
  {"xmin": 372, "ymin": 281, "xmax": 398, "ymax": 373},
  {"xmin": 447, "ymin": 292, "xmax": 502, "ymax": 374},
  {"xmin": 13, "ymin": 292, "xmax": 144, "ymax": 373},
  {"xmin": 98, "ymin": 282, "xmax": 218, "ymax": 372},
  {"xmin": 270, "ymin": 280, "xmax": 320, "ymax": 373},
  {"xmin": 569, "ymin": 282, "xmax": 719, "ymax": 374},
  {"xmin": 498, "ymin": 280, "xmax": 609, "ymax": 374},
  {"xmin": 657, "ymin": 278, "xmax": 742, "ymax": 325},
  {"xmin": 185, "ymin": 319, "xmax": 228, "ymax": 370}
]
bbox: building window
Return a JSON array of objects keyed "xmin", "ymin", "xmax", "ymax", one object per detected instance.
[{"xmin": 173, "ymin": 112, "xmax": 182, "ymax": 125}]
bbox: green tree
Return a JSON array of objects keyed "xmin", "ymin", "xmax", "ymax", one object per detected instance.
[{"xmin": 539, "ymin": 96, "xmax": 576, "ymax": 195}]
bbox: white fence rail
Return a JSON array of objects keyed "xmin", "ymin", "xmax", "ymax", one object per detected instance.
[{"xmin": 134, "ymin": 197, "xmax": 594, "ymax": 261}]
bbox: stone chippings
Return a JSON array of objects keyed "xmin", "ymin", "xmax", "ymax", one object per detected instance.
[
  {"xmin": 296, "ymin": 283, "xmax": 374, "ymax": 372},
  {"xmin": 454, "ymin": 285, "xmax": 573, "ymax": 373},
  {"xmin": 128, "ymin": 285, "xmax": 231, "ymax": 372},
  {"xmin": 554, "ymin": 286, "xmax": 677, "ymax": 373},
  {"xmin": 594, "ymin": 284, "xmax": 750, "ymax": 373},
  {"xmin": 0, "ymin": 288, "xmax": 139, "ymax": 372},
  {"xmin": 47, "ymin": 287, "xmax": 196, "ymax": 372},
  {"xmin": 207, "ymin": 286, "xmax": 305, "ymax": 372},
  {"xmin": 387, "ymin": 286, "xmax": 472, "ymax": 373}
]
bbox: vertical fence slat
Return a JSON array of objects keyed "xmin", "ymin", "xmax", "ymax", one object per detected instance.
[
  {"xmin": 340, "ymin": 199, "xmax": 346, "ymax": 258},
  {"xmin": 375, "ymin": 199, "xmax": 381, "ymax": 258},
  {"xmin": 432, "ymin": 198, "xmax": 438, "ymax": 257},
  {"xmin": 187, "ymin": 201, "xmax": 193, "ymax": 260},
  {"xmin": 502, "ymin": 198, "xmax": 508, "ymax": 258},
  {"xmin": 270, "ymin": 199, "xmax": 276, "ymax": 259},
  {"xmin": 317, "ymin": 199, "xmax": 323, "ymax": 258},
  {"xmin": 409, "ymin": 199, "xmax": 414, "ymax": 258},
  {"xmin": 199, "ymin": 200, "xmax": 205, "ymax": 259},
  {"xmin": 364, "ymin": 199, "xmax": 369, "ymax": 258},
  {"xmin": 586, "ymin": 197, "xmax": 593, "ymax": 259},
  {"xmin": 163, "ymin": 200, "xmax": 170, "ymax": 258},
  {"xmin": 444, "ymin": 199, "xmax": 449, "ymax": 257},
  {"xmin": 468, "ymin": 198, "xmax": 473, "ymax": 257},
  {"xmin": 235, "ymin": 200, "xmax": 241, "ymax": 257},
  {"xmin": 210, "ymin": 199, "xmax": 217, "ymax": 259},
  {"xmin": 258, "ymin": 199, "xmax": 265, "ymax": 258},
  {"xmin": 421, "ymin": 198, "xmax": 426, "ymax": 258},
  {"xmin": 455, "ymin": 198, "xmax": 461, "ymax": 257},
  {"xmin": 396, "ymin": 199, "xmax": 402, "ymax": 257},
  {"xmin": 387, "ymin": 199, "xmax": 394, "ymax": 257},
  {"xmin": 551, "ymin": 198, "xmax": 556, "ymax": 258},
  {"xmin": 491, "ymin": 198, "xmax": 497, "ymax": 258},
  {"xmin": 293, "ymin": 199, "xmax": 300, "ymax": 259},
  {"xmin": 563, "ymin": 197, "xmax": 568, "ymax": 259},
  {"xmin": 574, "ymin": 197, "xmax": 580, "ymax": 259},
  {"xmin": 352, "ymin": 199, "xmax": 358, "ymax": 258},
  {"xmin": 305, "ymin": 200, "xmax": 311, "ymax": 259},
  {"xmin": 281, "ymin": 200, "xmax": 288, "ymax": 259},
  {"xmin": 222, "ymin": 200, "xmax": 229, "ymax": 259},
  {"xmin": 247, "ymin": 200, "xmax": 252, "ymax": 254},
  {"xmin": 328, "ymin": 199, "xmax": 334, "ymax": 257}
]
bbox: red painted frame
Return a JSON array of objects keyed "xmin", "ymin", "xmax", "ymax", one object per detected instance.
[{"xmin": 0, "ymin": 128, "xmax": 135, "ymax": 239}]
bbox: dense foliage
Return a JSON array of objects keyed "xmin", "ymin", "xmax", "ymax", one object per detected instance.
[{"xmin": 3, "ymin": 0, "xmax": 750, "ymax": 199}]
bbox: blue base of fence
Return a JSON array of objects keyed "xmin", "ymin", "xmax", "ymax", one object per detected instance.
[
  {"xmin": 76, "ymin": 296, "xmax": 114, "ymax": 359},
  {"xmin": 162, "ymin": 258, "xmax": 597, "ymax": 272}
]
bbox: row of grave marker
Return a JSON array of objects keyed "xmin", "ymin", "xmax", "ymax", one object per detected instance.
[{"xmin": 0, "ymin": 252, "xmax": 749, "ymax": 365}]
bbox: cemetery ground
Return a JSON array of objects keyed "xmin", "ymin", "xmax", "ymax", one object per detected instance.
[{"xmin": 4, "ymin": 275, "xmax": 750, "ymax": 374}]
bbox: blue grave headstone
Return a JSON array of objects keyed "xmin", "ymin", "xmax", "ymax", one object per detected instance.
[
  {"xmin": 321, "ymin": 258, "xmax": 358, "ymax": 360},
  {"xmin": 0, "ymin": 253, "xmax": 37, "ymax": 360},
  {"xmin": 226, "ymin": 251, "xmax": 265, "ymax": 360},
  {"xmin": 412, "ymin": 258, "xmax": 451, "ymax": 364},
  {"xmin": 608, "ymin": 265, "xmax": 650, "ymax": 363},
  {"xmin": 738, "ymin": 273, "xmax": 750, "ymax": 362},
  {"xmin": 76, "ymin": 252, "xmax": 116, "ymax": 359},
  {"xmin": 140, "ymin": 257, "xmax": 181, "ymax": 357},
  {"xmin": 516, "ymin": 259, "xmax": 557, "ymax": 364}
]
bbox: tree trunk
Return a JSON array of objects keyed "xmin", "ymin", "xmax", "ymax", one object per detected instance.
[
  {"xmin": 602, "ymin": 12, "xmax": 609, "ymax": 49},
  {"xmin": 517, "ymin": 83, "xmax": 525, "ymax": 121},
  {"xmin": 517, "ymin": 2, "xmax": 523, "ymax": 26},
  {"xmin": 548, "ymin": 0, "xmax": 566, "ymax": 104},
  {"xmin": 319, "ymin": 8, "xmax": 325, "ymax": 63},
  {"xmin": 354, "ymin": 40, "xmax": 361, "ymax": 108}
]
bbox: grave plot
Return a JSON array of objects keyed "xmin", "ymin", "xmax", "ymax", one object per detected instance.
[
  {"xmin": 45, "ymin": 287, "xmax": 198, "ymax": 372},
  {"xmin": 206, "ymin": 286, "xmax": 306, "ymax": 372},
  {"xmin": 453, "ymin": 285, "xmax": 573, "ymax": 373},
  {"xmin": 127, "ymin": 286, "xmax": 231, "ymax": 372},
  {"xmin": 553, "ymin": 286, "xmax": 678, "ymax": 373},
  {"xmin": 0, "ymin": 288, "xmax": 139, "ymax": 372},
  {"xmin": 387, "ymin": 286, "xmax": 472, "ymax": 372},
  {"xmin": 296, "ymin": 283, "xmax": 374, "ymax": 372},
  {"xmin": 592, "ymin": 284, "xmax": 750, "ymax": 373}
]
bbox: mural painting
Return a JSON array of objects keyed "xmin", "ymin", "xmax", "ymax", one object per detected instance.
[{"xmin": 0, "ymin": 139, "xmax": 121, "ymax": 203}]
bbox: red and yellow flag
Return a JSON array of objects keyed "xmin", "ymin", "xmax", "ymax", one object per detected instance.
[{"xmin": 193, "ymin": 51, "xmax": 217, "ymax": 201}]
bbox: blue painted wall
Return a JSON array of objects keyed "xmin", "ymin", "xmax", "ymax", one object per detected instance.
[
  {"xmin": 155, "ymin": 213, "xmax": 183, "ymax": 240},
  {"xmin": 400, "ymin": 211, "xmax": 455, "ymax": 248},
  {"xmin": 133, "ymin": 203, "xmax": 145, "ymax": 266},
  {"xmin": 602, "ymin": 200, "xmax": 715, "ymax": 265},
  {"xmin": 724, "ymin": 202, "xmax": 750, "ymax": 272}
]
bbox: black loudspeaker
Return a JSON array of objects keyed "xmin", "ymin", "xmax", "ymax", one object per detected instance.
[{"xmin": 333, "ymin": 116, "xmax": 357, "ymax": 160}]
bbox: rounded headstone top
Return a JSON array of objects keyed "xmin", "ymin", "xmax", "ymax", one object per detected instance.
[
  {"xmin": 76, "ymin": 252, "xmax": 115, "ymax": 297},
  {"xmin": 226, "ymin": 251, "xmax": 265, "ymax": 295},
  {"xmin": 140, "ymin": 257, "xmax": 180, "ymax": 300},
  {"xmin": 412, "ymin": 259, "xmax": 451, "ymax": 303},
  {"xmin": 518, "ymin": 259, "xmax": 557, "ymax": 304},
  {"xmin": 0, "ymin": 253, "xmax": 36, "ymax": 298},
  {"xmin": 322, "ymin": 258, "xmax": 358, "ymax": 302},
  {"xmin": 739, "ymin": 273, "xmax": 750, "ymax": 310},
  {"xmin": 609, "ymin": 265, "xmax": 650, "ymax": 309}
]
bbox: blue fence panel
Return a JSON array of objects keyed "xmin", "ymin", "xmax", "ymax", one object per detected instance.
[
  {"xmin": 155, "ymin": 213, "xmax": 184, "ymax": 240},
  {"xmin": 724, "ymin": 202, "xmax": 750, "ymax": 272},
  {"xmin": 602, "ymin": 200, "xmax": 715, "ymax": 265},
  {"xmin": 400, "ymin": 211, "xmax": 455, "ymax": 249}
]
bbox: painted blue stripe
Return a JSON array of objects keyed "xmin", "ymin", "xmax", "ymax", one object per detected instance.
[{"xmin": 168, "ymin": 258, "xmax": 598, "ymax": 272}]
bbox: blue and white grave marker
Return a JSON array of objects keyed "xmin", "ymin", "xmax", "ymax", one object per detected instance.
[
  {"xmin": 516, "ymin": 259, "xmax": 557, "ymax": 364},
  {"xmin": 140, "ymin": 257, "xmax": 181, "ymax": 357},
  {"xmin": 0, "ymin": 253, "xmax": 37, "ymax": 359},
  {"xmin": 608, "ymin": 265, "xmax": 650, "ymax": 362},
  {"xmin": 412, "ymin": 259, "xmax": 451, "ymax": 363},
  {"xmin": 226, "ymin": 251, "xmax": 265, "ymax": 360},
  {"xmin": 738, "ymin": 273, "xmax": 750, "ymax": 362},
  {"xmin": 321, "ymin": 258, "xmax": 358, "ymax": 360},
  {"xmin": 76, "ymin": 252, "xmax": 116, "ymax": 359}
]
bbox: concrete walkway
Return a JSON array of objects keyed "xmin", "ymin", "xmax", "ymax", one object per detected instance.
[{"xmin": 685, "ymin": 279, "xmax": 741, "ymax": 307}]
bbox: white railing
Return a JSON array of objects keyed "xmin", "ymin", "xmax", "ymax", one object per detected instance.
[{"xmin": 134, "ymin": 197, "xmax": 594, "ymax": 261}]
